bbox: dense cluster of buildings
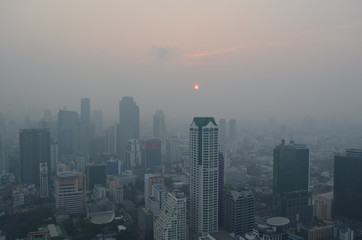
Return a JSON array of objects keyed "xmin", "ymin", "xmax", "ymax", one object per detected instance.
[{"xmin": 0, "ymin": 97, "xmax": 361, "ymax": 240}]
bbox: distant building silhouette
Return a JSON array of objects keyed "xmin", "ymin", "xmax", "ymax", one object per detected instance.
[
  {"xmin": 80, "ymin": 98, "xmax": 90, "ymax": 124},
  {"xmin": 20, "ymin": 128, "xmax": 50, "ymax": 187},
  {"xmin": 39, "ymin": 162, "xmax": 49, "ymax": 198},
  {"xmin": 334, "ymin": 149, "xmax": 362, "ymax": 223},
  {"xmin": 58, "ymin": 110, "xmax": 79, "ymax": 162},
  {"xmin": 142, "ymin": 138, "xmax": 162, "ymax": 171},
  {"xmin": 189, "ymin": 117, "xmax": 219, "ymax": 239},
  {"xmin": 272, "ymin": 140, "xmax": 313, "ymax": 226},
  {"xmin": 118, "ymin": 97, "xmax": 139, "ymax": 161},
  {"xmin": 228, "ymin": 119, "xmax": 236, "ymax": 142}
]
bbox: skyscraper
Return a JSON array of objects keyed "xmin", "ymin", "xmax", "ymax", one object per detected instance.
[
  {"xmin": 153, "ymin": 110, "xmax": 167, "ymax": 158},
  {"xmin": 118, "ymin": 97, "xmax": 139, "ymax": 161},
  {"xmin": 272, "ymin": 140, "xmax": 313, "ymax": 225},
  {"xmin": 142, "ymin": 138, "xmax": 162, "ymax": 171},
  {"xmin": 223, "ymin": 190, "xmax": 255, "ymax": 236},
  {"xmin": 39, "ymin": 162, "xmax": 49, "ymax": 198},
  {"xmin": 218, "ymin": 119, "xmax": 227, "ymax": 153},
  {"xmin": 58, "ymin": 110, "xmax": 79, "ymax": 162},
  {"xmin": 19, "ymin": 129, "xmax": 50, "ymax": 187},
  {"xmin": 189, "ymin": 117, "xmax": 219, "ymax": 239},
  {"xmin": 93, "ymin": 110, "xmax": 103, "ymax": 138},
  {"xmin": 80, "ymin": 98, "xmax": 90, "ymax": 124},
  {"xmin": 154, "ymin": 191, "xmax": 187, "ymax": 240},
  {"xmin": 334, "ymin": 149, "xmax": 362, "ymax": 223}
]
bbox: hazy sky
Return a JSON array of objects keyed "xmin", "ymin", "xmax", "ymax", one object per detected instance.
[{"xmin": 1, "ymin": 1, "xmax": 361, "ymax": 126}]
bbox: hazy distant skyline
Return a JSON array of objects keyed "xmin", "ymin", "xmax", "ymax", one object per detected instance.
[{"xmin": 1, "ymin": 1, "xmax": 361, "ymax": 125}]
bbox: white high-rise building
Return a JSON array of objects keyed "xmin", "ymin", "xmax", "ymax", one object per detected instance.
[
  {"xmin": 189, "ymin": 117, "xmax": 219, "ymax": 239},
  {"xmin": 55, "ymin": 172, "xmax": 86, "ymax": 215},
  {"xmin": 154, "ymin": 191, "xmax": 187, "ymax": 240}
]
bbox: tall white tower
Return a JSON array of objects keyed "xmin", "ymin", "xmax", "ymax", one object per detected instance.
[{"xmin": 189, "ymin": 117, "xmax": 219, "ymax": 239}]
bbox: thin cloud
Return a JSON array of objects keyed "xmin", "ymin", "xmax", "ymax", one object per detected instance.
[{"xmin": 186, "ymin": 46, "xmax": 245, "ymax": 58}]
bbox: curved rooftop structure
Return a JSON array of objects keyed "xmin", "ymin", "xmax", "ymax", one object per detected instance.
[{"xmin": 266, "ymin": 217, "xmax": 290, "ymax": 227}]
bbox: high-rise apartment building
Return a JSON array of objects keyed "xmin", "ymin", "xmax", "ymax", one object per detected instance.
[
  {"xmin": 58, "ymin": 110, "xmax": 79, "ymax": 162},
  {"xmin": 334, "ymin": 149, "xmax": 362, "ymax": 223},
  {"xmin": 189, "ymin": 117, "xmax": 219, "ymax": 239},
  {"xmin": 223, "ymin": 190, "xmax": 255, "ymax": 236},
  {"xmin": 118, "ymin": 97, "xmax": 139, "ymax": 161},
  {"xmin": 272, "ymin": 140, "xmax": 313, "ymax": 225},
  {"xmin": 154, "ymin": 191, "xmax": 187, "ymax": 240},
  {"xmin": 55, "ymin": 171, "xmax": 86, "ymax": 215},
  {"xmin": 20, "ymin": 129, "xmax": 50, "ymax": 187}
]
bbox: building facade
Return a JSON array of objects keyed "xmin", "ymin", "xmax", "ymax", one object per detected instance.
[
  {"xmin": 272, "ymin": 140, "xmax": 313, "ymax": 226},
  {"xmin": 118, "ymin": 97, "xmax": 139, "ymax": 161},
  {"xmin": 223, "ymin": 190, "xmax": 255, "ymax": 236},
  {"xmin": 334, "ymin": 149, "xmax": 362, "ymax": 223},
  {"xmin": 20, "ymin": 128, "xmax": 50, "ymax": 187},
  {"xmin": 55, "ymin": 172, "xmax": 86, "ymax": 215},
  {"xmin": 189, "ymin": 117, "xmax": 219, "ymax": 239},
  {"xmin": 154, "ymin": 191, "xmax": 187, "ymax": 240}
]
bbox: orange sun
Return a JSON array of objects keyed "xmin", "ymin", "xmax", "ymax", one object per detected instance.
[{"xmin": 194, "ymin": 84, "xmax": 199, "ymax": 90}]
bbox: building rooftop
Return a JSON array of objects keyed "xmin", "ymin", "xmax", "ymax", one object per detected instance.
[
  {"xmin": 266, "ymin": 217, "xmax": 290, "ymax": 226},
  {"xmin": 192, "ymin": 117, "xmax": 217, "ymax": 127}
]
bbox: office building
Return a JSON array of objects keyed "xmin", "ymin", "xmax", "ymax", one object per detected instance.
[
  {"xmin": 58, "ymin": 110, "xmax": 79, "ymax": 162},
  {"xmin": 154, "ymin": 191, "xmax": 187, "ymax": 240},
  {"xmin": 93, "ymin": 110, "xmax": 103, "ymax": 138},
  {"xmin": 272, "ymin": 140, "xmax": 313, "ymax": 225},
  {"xmin": 105, "ymin": 125, "xmax": 117, "ymax": 155},
  {"xmin": 223, "ymin": 190, "xmax": 255, "ymax": 236},
  {"xmin": 138, "ymin": 207, "xmax": 154, "ymax": 240},
  {"xmin": 189, "ymin": 117, "xmax": 219, "ymax": 239},
  {"xmin": 142, "ymin": 138, "xmax": 162, "ymax": 170},
  {"xmin": 55, "ymin": 171, "xmax": 86, "ymax": 215},
  {"xmin": 80, "ymin": 98, "xmax": 90, "ymax": 124},
  {"xmin": 126, "ymin": 139, "xmax": 141, "ymax": 168},
  {"xmin": 144, "ymin": 174, "xmax": 164, "ymax": 205},
  {"xmin": 334, "ymin": 149, "xmax": 362, "ymax": 222},
  {"xmin": 118, "ymin": 97, "xmax": 139, "ymax": 161},
  {"xmin": 86, "ymin": 164, "xmax": 106, "ymax": 191},
  {"xmin": 39, "ymin": 163, "xmax": 49, "ymax": 198},
  {"xmin": 313, "ymin": 192, "xmax": 333, "ymax": 220},
  {"xmin": 166, "ymin": 137, "xmax": 180, "ymax": 163},
  {"xmin": 20, "ymin": 129, "xmax": 50, "ymax": 187},
  {"xmin": 153, "ymin": 110, "xmax": 167, "ymax": 157}
]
